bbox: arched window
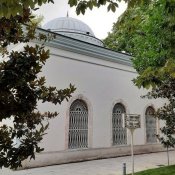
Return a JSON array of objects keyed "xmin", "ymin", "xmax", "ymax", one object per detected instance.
[
  {"xmin": 145, "ymin": 106, "xmax": 157, "ymax": 143},
  {"xmin": 112, "ymin": 103, "xmax": 127, "ymax": 145},
  {"xmin": 68, "ymin": 99, "xmax": 88, "ymax": 149}
]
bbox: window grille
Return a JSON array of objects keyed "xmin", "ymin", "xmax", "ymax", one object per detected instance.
[
  {"xmin": 112, "ymin": 103, "xmax": 127, "ymax": 145},
  {"xmin": 145, "ymin": 106, "xmax": 157, "ymax": 143},
  {"xmin": 68, "ymin": 99, "xmax": 88, "ymax": 149}
]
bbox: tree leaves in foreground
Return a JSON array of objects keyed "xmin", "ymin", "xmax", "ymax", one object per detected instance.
[
  {"xmin": 68, "ymin": 0, "xmax": 130, "ymax": 15},
  {"xmin": 0, "ymin": 0, "xmax": 54, "ymax": 18},
  {"xmin": 68, "ymin": 0, "xmax": 153, "ymax": 15},
  {"xmin": 0, "ymin": 1, "xmax": 76, "ymax": 169},
  {"xmin": 104, "ymin": 0, "xmax": 175, "ymax": 147}
]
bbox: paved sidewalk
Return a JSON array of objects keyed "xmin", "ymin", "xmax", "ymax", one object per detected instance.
[{"xmin": 1, "ymin": 151, "xmax": 175, "ymax": 175}]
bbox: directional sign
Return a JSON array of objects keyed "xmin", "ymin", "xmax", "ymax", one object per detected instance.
[{"xmin": 122, "ymin": 114, "xmax": 141, "ymax": 129}]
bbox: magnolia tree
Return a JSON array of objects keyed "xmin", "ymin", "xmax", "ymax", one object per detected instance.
[{"xmin": 0, "ymin": 0, "xmax": 75, "ymax": 169}]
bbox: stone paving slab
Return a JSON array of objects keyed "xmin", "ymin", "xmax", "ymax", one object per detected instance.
[{"xmin": 1, "ymin": 151, "xmax": 175, "ymax": 175}]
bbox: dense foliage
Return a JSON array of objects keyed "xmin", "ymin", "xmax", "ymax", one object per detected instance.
[
  {"xmin": 104, "ymin": 0, "xmax": 175, "ymax": 147},
  {"xmin": 0, "ymin": 0, "xmax": 75, "ymax": 169}
]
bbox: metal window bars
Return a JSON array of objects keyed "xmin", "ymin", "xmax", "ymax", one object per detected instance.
[{"xmin": 68, "ymin": 100, "xmax": 88, "ymax": 149}]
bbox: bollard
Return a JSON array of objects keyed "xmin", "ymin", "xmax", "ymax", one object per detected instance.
[{"xmin": 123, "ymin": 163, "xmax": 126, "ymax": 175}]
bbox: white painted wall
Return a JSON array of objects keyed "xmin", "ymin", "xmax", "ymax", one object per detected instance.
[{"xmin": 38, "ymin": 46, "xmax": 165, "ymax": 153}]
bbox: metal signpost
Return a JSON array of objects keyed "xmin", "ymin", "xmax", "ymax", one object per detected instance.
[{"xmin": 122, "ymin": 114, "xmax": 141, "ymax": 175}]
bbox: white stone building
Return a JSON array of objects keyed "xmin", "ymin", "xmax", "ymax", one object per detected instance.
[{"xmin": 23, "ymin": 16, "xmax": 165, "ymax": 168}]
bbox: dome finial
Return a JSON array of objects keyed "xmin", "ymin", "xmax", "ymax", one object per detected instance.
[{"xmin": 67, "ymin": 11, "xmax": 69, "ymax": 18}]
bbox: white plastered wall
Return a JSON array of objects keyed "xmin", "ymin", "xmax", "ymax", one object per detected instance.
[{"xmin": 37, "ymin": 46, "xmax": 165, "ymax": 152}]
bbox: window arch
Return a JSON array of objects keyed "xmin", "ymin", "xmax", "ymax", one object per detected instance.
[
  {"xmin": 112, "ymin": 103, "xmax": 127, "ymax": 145},
  {"xmin": 145, "ymin": 106, "xmax": 157, "ymax": 143},
  {"xmin": 68, "ymin": 99, "xmax": 88, "ymax": 149}
]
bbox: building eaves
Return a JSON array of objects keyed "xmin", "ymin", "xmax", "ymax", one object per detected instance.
[{"xmin": 36, "ymin": 28, "xmax": 132, "ymax": 67}]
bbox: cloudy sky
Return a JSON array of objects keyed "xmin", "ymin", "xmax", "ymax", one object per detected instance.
[{"xmin": 35, "ymin": 0, "xmax": 127, "ymax": 39}]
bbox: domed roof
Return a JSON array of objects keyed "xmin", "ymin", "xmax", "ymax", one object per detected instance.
[
  {"xmin": 43, "ymin": 17, "xmax": 103, "ymax": 46},
  {"xmin": 43, "ymin": 17, "xmax": 95, "ymax": 36}
]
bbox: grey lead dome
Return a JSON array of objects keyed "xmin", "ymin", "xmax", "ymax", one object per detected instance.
[
  {"xmin": 43, "ymin": 17, "xmax": 94, "ymax": 36},
  {"xmin": 43, "ymin": 17, "xmax": 103, "ymax": 46}
]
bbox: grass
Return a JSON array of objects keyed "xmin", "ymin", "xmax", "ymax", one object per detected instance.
[{"xmin": 127, "ymin": 165, "xmax": 175, "ymax": 175}]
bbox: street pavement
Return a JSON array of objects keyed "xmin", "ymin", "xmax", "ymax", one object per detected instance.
[{"xmin": 1, "ymin": 150, "xmax": 175, "ymax": 175}]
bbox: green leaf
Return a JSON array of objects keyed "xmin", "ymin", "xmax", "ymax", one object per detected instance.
[{"xmin": 111, "ymin": 4, "xmax": 116, "ymax": 12}]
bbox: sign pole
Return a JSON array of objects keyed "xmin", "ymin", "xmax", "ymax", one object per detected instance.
[
  {"xmin": 122, "ymin": 114, "xmax": 140, "ymax": 175},
  {"xmin": 130, "ymin": 129, "xmax": 134, "ymax": 175}
]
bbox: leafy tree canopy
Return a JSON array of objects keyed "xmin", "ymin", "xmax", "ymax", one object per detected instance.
[
  {"xmin": 104, "ymin": 0, "xmax": 175, "ymax": 88},
  {"xmin": 0, "ymin": 0, "xmax": 75, "ymax": 169},
  {"xmin": 0, "ymin": 0, "xmax": 54, "ymax": 18}
]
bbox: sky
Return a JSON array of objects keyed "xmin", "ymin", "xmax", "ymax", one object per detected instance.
[{"xmin": 35, "ymin": 0, "xmax": 127, "ymax": 40}]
